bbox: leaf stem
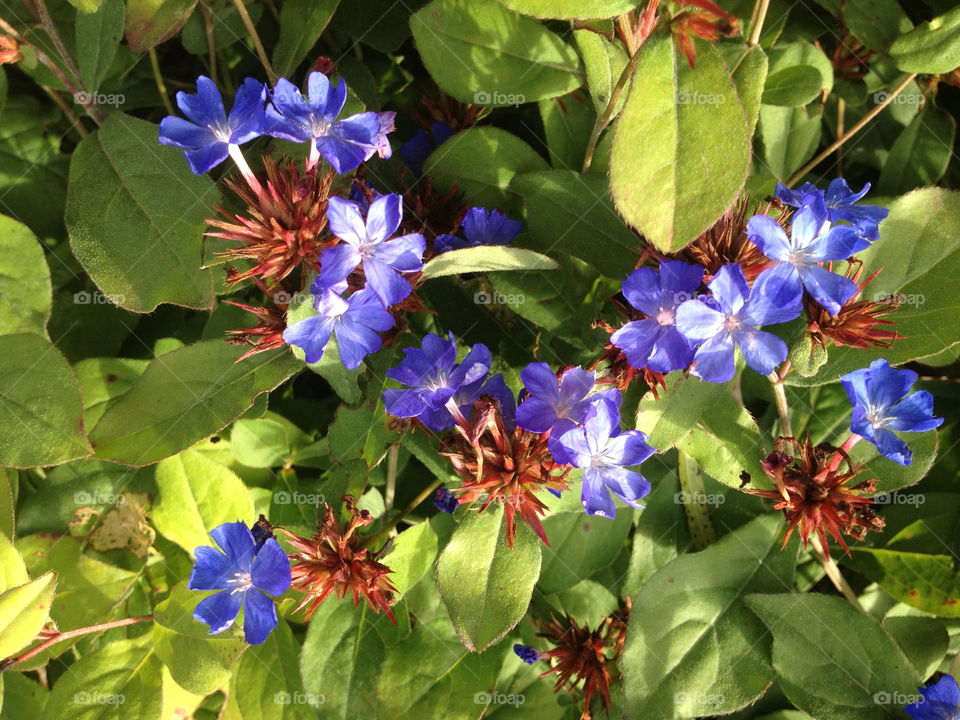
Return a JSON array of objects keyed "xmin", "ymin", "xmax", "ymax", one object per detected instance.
[
  {"xmin": 678, "ymin": 450, "xmax": 718, "ymax": 549},
  {"xmin": 809, "ymin": 535, "xmax": 864, "ymax": 610},
  {"xmin": 766, "ymin": 371, "xmax": 793, "ymax": 437},
  {"xmin": 581, "ymin": 47, "xmax": 641, "ymax": 174},
  {"xmin": 149, "ymin": 48, "xmax": 175, "ymax": 116},
  {"xmin": 40, "ymin": 84, "xmax": 87, "ymax": 138},
  {"xmin": 200, "ymin": 1, "xmax": 219, "ymax": 85},
  {"xmin": 1, "ymin": 615, "xmax": 154, "ymax": 670},
  {"xmin": 747, "ymin": 0, "xmax": 771, "ymax": 46},
  {"xmin": 364, "ymin": 477, "xmax": 444, "ymax": 549},
  {"xmin": 384, "ymin": 443, "xmax": 399, "ymax": 511},
  {"xmin": 31, "ymin": 0, "xmax": 82, "ymax": 88},
  {"xmin": 231, "ymin": 0, "xmax": 277, "ymax": 85},
  {"xmin": 786, "ymin": 72, "xmax": 918, "ymax": 186}
]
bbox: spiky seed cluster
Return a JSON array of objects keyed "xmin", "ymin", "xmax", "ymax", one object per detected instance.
[
  {"xmin": 278, "ymin": 495, "xmax": 397, "ymax": 622},
  {"xmin": 399, "ymin": 174, "xmax": 468, "ymax": 249},
  {"xmin": 745, "ymin": 435, "xmax": 884, "ymax": 556},
  {"xmin": 535, "ymin": 600, "xmax": 630, "ymax": 720},
  {"xmin": 223, "ymin": 300, "xmax": 288, "ymax": 360},
  {"xmin": 412, "ymin": 90, "xmax": 485, "ymax": 133},
  {"xmin": 590, "ymin": 317, "xmax": 667, "ymax": 397},
  {"xmin": 440, "ymin": 396, "xmax": 571, "ymax": 548},
  {"xmin": 207, "ymin": 156, "xmax": 337, "ymax": 286},
  {"xmin": 806, "ymin": 261, "xmax": 902, "ymax": 350}
]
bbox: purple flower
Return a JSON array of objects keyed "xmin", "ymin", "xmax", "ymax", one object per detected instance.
[
  {"xmin": 775, "ymin": 179, "xmax": 889, "ymax": 229},
  {"xmin": 282, "ymin": 287, "xmax": 394, "ymax": 369},
  {"xmin": 904, "ymin": 674, "xmax": 960, "ymax": 720},
  {"xmin": 188, "ymin": 521, "xmax": 291, "ymax": 645},
  {"xmin": 841, "ymin": 359, "xmax": 943, "ymax": 466},
  {"xmin": 373, "ymin": 111, "xmax": 396, "ymax": 160},
  {"xmin": 383, "ymin": 332, "xmax": 491, "ymax": 424},
  {"xmin": 159, "ymin": 76, "xmax": 266, "ymax": 175},
  {"xmin": 417, "ymin": 372, "xmax": 516, "ymax": 433},
  {"xmin": 399, "ymin": 121, "xmax": 455, "ymax": 176},
  {"xmin": 675, "ymin": 264, "xmax": 801, "ymax": 383},
  {"xmin": 317, "ymin": 195, "xmax": 426, "ymax": 307},
  {"xmin": 555, "ymin": 398, "xmax": 654, "ymax": 518},
  {"xmin": 513, "ymin": 644, "xmax": 540, "ymax": 664},
  {"xmin": 746, "ymin": 197, "xmax": 866, "ymax": 315},
  {"xmin": 434, "ymin": 207, "xmax": 523, "ymax": 254},
  {"xmin": 610, "ymin": 261, "xmax": 704, "ymax": 373},
  {"xmin": 515, "ymin": 363, "xmax": 598, "ymax": 433},
  {"xmin": 433, "ymin": 488, "xmax": 459, "ymax": 514},
  {"xmin": 266, "ymin": 72, "xmax": 381, "ymax": 173}
]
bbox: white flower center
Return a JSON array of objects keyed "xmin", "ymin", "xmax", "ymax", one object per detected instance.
[
  {"xmin": 226, "ymin": 571, "xmax": 253, "ymax": 594},
  {"xmin": 656, "ymin": 307, "xmax": 676, "ymax": 326}
]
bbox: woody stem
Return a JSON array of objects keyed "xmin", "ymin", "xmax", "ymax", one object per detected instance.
[
  {"xmin": 363, "ymin": 477, "xmax": 445, "ymax": 549},
  {"xmin": 810, "ymin": 536, "xmax": 864, "ymax": 611},
  {"xmin": 1, "ymin": 615, "xmax": 154, "ymax": 670},
  {"xmin": 767, "ymin": 372, "xmax": 793, "ymax": 437}
]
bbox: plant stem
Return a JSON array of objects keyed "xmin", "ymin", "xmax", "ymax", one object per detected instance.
[
  {"xmin": 678, "ymin": 450, "xmax": 717, "ymax": 549},
  {"xmin": 767, "ymin": 372, "xmax": 793, "ymax": 437},
  {"xmin": 786, "ymin": 72, "xmax": 918, "ymax": 186},
  {"xmin": 231, "ymin": 0, "xmax": 276, "ymax": 85},
  {"xmin": 32, "ymin": 0, "xmax": 82, "ymax": 87},
  {"xmin": 40, "ymin": 85, "xmax": 86, "ymax": 138},
  {"xmin": 582, "ymin": 48, "xmax": 642, "ymax": 173},
  {"xmin": 836, "ymin": 96, "xmax": 846, "ymax": 177},
  {"xmin": 747, "ymin": 0, "xmax": 771, "ymax": 46},
  {"xmin": 200, "ymin": 1, "xmax": 219, "ymax": 85},
  {"xmin": 809, "ymin": 535, "xmax": 864, "ymax": 610},
  {"xmin": 228, "ymin": 144, "xmax": 265, "ymax": 197},
  {"xmin": 384, "ymin": 444, "xmax": 399, "ymax": 511},
  {"xmin": 149, "ymin": 48, "xmax": 175, "ymax": 115},
  {"xmin": 364, "ymin": 477, "xmax": 444, "ymax": 549},
  {"xmin": 1, "ymin": 615, "xmax": 153, "ymax": 669}
]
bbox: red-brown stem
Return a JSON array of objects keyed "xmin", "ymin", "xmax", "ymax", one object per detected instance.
[
  {"xmin": 825, "ymin": 434, "xmax": 862, "ymax": 474},
  {"xmin": 1, "ymin": 615, "xmax": 153, "ymax": 669}
]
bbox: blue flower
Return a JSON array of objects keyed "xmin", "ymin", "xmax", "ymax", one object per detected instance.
[
  {"xmin": 610, "ymin": 261, "xmax": 704, "ymax": 373},
  {"xmin": 776, "ymin": 179, "xmax": 889, "ymax": 229},
  {"xmin": 675, "ymin": 263, "xmax": 801, "ymax": 383},
  {"xmin": 159, "ymin": 76, "xmax": 266, "ymax": 175},
  {"xmin": 746, "ymin": 196, "xmax": 867, "ymax": 315},
  {"xmin": 383, "ymin": 332, "xmax": 491, "ymax": 424},
  {"xmin": 399, "ymin": 121, "xmax": 455, "ymax": 176},
  {"xmin": 188, "ymin": 521, "xmax": 291, "ymax": 645},
  {"xmin": 516, "ymin": 363, "xmax": 598, "ymax": 433},
  {"xmin": 418, "ymin": 372, "xmax": 516, "ymax": 433},
  {"xmin": 513, "ymin": 644, "xmax": 540, "ymax": 664},
  {"xmin": 282, "ymin": 287, "xmax": 394, "ymax": 369},
  {"xmin": 317, "ymin": 194, "xmax": 426, "ymax": 307},
  {"xmin": 905, "ymin": 674, "xmax": 960, "ymax": 720},
  {"xmin": 434, "ymin": 207, "xmax": 523, "ymax": 254},
  {"xmin": 266, "ymin": 72, "xmax": 381, "ymax": 173},
  {"xmin": 433, "ymin": 488, "xmax": 459, "ymax": 514},
  {"xmin": 554, "ymin": 397, "xmax": 654, "ymax": 518},
  {"xmin": 841, "ymin": 359, "xmax": 943, "ymax": 466}
]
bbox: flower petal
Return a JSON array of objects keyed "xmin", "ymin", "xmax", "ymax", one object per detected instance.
[
  {"xmin": 676, "ymin": 298, "xmax": 725, "ymax": 342},
  {"xmin": 183, "ymin": 142, "xmax": 230, "ymax": 175},
  {"xmin": 746, "ymin": 215, "xmax": 792, "ymax": 261},
  {"xmin": 889, "ymin": 391, "xmax": 943, "ymax": 433},
  {"xmin": 210, "ymin": 521, "xmax": 257, "ymax": 570},
  {"xmin": 250, "ymin": 538, "xmax": 291, "ymax": 596},
  {"xmin": 708, "ymin": 263, "xmax": 750, "ymax": 315},
  {"xmin": 366, "ymin": 194, "xmax": 402, "ymax": 243},
  {"xmin": 690, "ymin": 332, "xmax": 736, "ymax": 383},
  {"xmin": 188, "ymin": 546, "xmax": 236, "ymax": 591},
  {"xmin": 193, "ymin": 589, "xmax": 242, "ymax": 635},
  {"xmin": 740, "ymin": 263, "xmax": 803, "ymax": 326},
  {"xmin": 581, "ymin": 468, "xmax": 617, "ymax": 518},
  {"xmin": 242, "ymin": 588, "xmax": 278, "ymax": 645},
  {"xmin": 621, "ymin": 267, "xmax": 662, "ymax": 316},
  {"xmin": 317, "ymin": 243, "xmax": 362, "ymax": 288},
  {"xmin": 158, "ymin": 117, "xmax": 215, "ymax": 149},
  {"xmin": 362, "ymin": 257, "xmax": 412, "ymax": 307},
  {"xmin": 797, "ymin": 264, "xmax": 858, "ymax": 316},
  {"xmin": 735, "ymin": 328, "xmax": 787, "ymax": 376},
  {"xmin": 282, "ymin": 313, "xmax": 335, "ymax": 364},
  {"xmin": 326, "ymin": 197, "xmax": 367, "ymax": 247}
]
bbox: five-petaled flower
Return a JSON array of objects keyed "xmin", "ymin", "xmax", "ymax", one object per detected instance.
[
  {"xmin": 904, "ymin": 674, "xmax": 960, "ymax": 720},
  {"xmin": 675, "ymin": 263, "xmax": 801, "ymax": 383},
  {"xmin": 188, "ymin": 521, "xmax": 291, "ymax": 645},
  {"xmin": 159, "ymin": 76, "xmax": 266, "ymax": 175},
  {"xmin": 317, "ymin": 194, "xmax": 426, "ymax": 307},
  {"xmin": 841, "ymin": 358, "xmax": 943, "ymax": 466},
  {"xmin": 266, "ymin": 71, "xmax": 382, "ymax": 173},
  {"xmin": 555, "ymin": 398, "xmax": 654, "ymax": 518},
  {"xmin": 282, "ymin": 286, "xmax": 394, "ymax": 369},
  {"xmin": 611, "ymin": 260, "xmax": 704, "ymax": 373},
  {"xmin": 434, "ymin": 207, "xmax": 523, "ymax": 254},
  {"xmin": 775, "ymin": 179, "xmax": 889, "ymax": 231},
  {"xmin": 746, "ymin": 196, "xmax": 867, "ymax": 315}
]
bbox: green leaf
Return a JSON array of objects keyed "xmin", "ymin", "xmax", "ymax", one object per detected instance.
[
  {"xmin": 845, "ymin": 548, "xmax": 960, "ymax": 617},
  {"xmin": 610, "ymin": 35, "xmax": 750, "ymax": 252},
  {"xmin": 0, "ymin": 672, "xmax": 48, "ymax": 719},
  {"xmin": 410, "ymin": 0, "xmax": 582, "ymax": 105},
  {"xmin": 843, "ymin": 0, "xmax": 913, "ymax": 52},
  {"xmin": 66, "ymin": 113, "xmax": 219, "ymax": 313},
  {"xmin": 421, "ymin": 245, "xmax": 558, "ymax": 279},
  {"xmin": 730, "ymin": 45, "xmax": 768, "ymax": 134},
  {"xmin": 761, "ymin": 65, "xmax": 824, "ymax": 107},
  {"xmin": 272, "ymin": 0, "xmax": 339, "ymax": 78},
  {"xmin": 494, "ymin": 0, "xmax": 634, "ymax": 19},
  {"xmin": 0, "ymin": 572, "xmax": 55, "ymax": 660},
  {"xmin": 124, "ymin": 0, "xmax": 198, "ymax": 53},
  {"xmin": 74, "ymin": 357, "xmax": 149, "ymax": 429},
  {"xmin": 42, "ymin": 638, "xmax": 163, "ymax": 720},
  {"xmin": 0, "ymin": 214, "xmax": 51, "ymax": 337},
  {"xmin": 0, "ymin": 532, "xmax": 26, "ymax": 593},
  {"xmin": 745, "ymin": 593, "xmax": 919, "ymax": 720},
  {"xmin": 854, "ymin": 428, "xmax": 937, "ymax": 495},
  {"xmin": 0, "ymin": 469, "xmax": 13, "ymax": 540},
  {"xmin": 786, "ymin": 188, "xmax": 960, "ymax": 385},
  {"xmin": 0, "ymin": 333, "xmax": 91, "ymax": 469},
  {"xmin": 382, "ymin": 520, "xmax": 439, "ymax": 599},
  {"xmin": 575, "ymin": 29, "xmax": 629, "ymax": 115},
  {"xmin": 153, "ymin": 449, "xmax": 256, "ymax": 554},
  {"xmin": 436, "ymin": 504, "xmax": 541, "ymax": 652},
  {"xmin": 511, "ymin": 170, "xmax": 641, "ymax": 278},
  {"xmin": 538, "ymin": 504, "xmax": 632, "ymax": 595},
  {"xmin": 153, "ymin": 583, "xmax": 247, "ymax": 695},
  {"xmin": 882, "ymin": 616, "xmax": 948, "ymax": 679},
  {"xmin": 767, "ymin": 42, "xmax": 834, "ymax": 93},
  {"xmin": 76, "ymin": 0, "xmax": 124, "ymax": 92},
  {"xmin": 876, "ymin": 108, "xmax": 955, "ymax": 195},
  {"xmin": 539, "ymin": 93, "xmax": 595, "ymax": 170},
  {"xmin": 233, "ymin": 619, "xmax": 314, "ymax": 720},
  {"xmin": 890, "ymin": 6, "xmax": 960, "ymax": 74},
  {"xmin": 231, "ymin": 418, "xmax": 291, "ymax": 469},
  {"xmin": 622, "ymin": 515, "xmax": 797, "ymax": 717},
  {"xmin": 88, "ymin": 341, "xmax": 299, "ymax": 465},
  {"xmin": 424, "ymin": 127, "xmax": 549, "ymax": 213},
  {"xmin": 634, "ymin": 372, "xmax": 732, "ymax": 450},
  {"xmin": 758, "ymin": 104, "xmax": 822, "ymax": 180}
]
